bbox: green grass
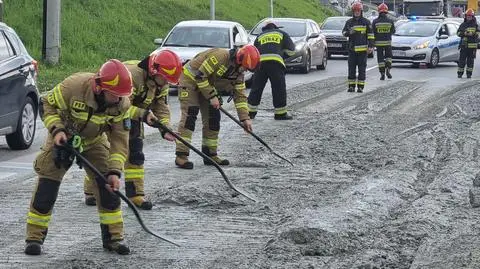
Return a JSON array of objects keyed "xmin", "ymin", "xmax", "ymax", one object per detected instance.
[{"xmin": 4, "ymin": 0, "xmax": 337, "ymax": 92}]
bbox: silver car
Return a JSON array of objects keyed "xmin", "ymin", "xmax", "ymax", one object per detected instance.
[
  {"xmin": 391, "ymin": 19, "xmax": 461, "ymax": 68},
  {"xmin": 152, "ymin": 20, "xmax": 253, "ymax": 93}
]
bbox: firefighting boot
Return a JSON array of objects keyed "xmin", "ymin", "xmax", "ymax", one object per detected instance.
[
  {"xmin": 24, "ymin": 241, "xmax": 42, "ymax": 255},
  {"xmin": 386, "ymin": 68, "xmax": 392, "ymax": 79},
  {"xmin": 467, "ymin": 73, "xmax": 472, "ymax": 79},
  {"xmin": 347, "ymin": 86, "xmax": 355, "ymax": 92},
  {"xmin": 248, "ymin": 111, "xmax": 257, "ymax": 119},
  {"xmin": 129, "ymin": 196, "xmax": 153, "ymax": 210},
  {"xmin": 380, "ymin": 73, "xmax": 385, "ymax": 80},
  {"xmin": 357, "ymin": 86, "xmax": 364, "ymax": 93},
  {"xmin": 175, "ymin": 155, "xmax": 194, "ymax": 169},
  {"xmin": 202, "ymin": 146, "xmax": 230, "ymax": 165},
  {"xmin": 458, "ymin": 72, "xmax": 463, "ymax": 78},
  {"xmin": 274, "ymin": 113, "xmax": 293, "ymax": 120},
  {"xmin": 85, "ymin": 194, "xmax": 96, "ymax": 206},
  {"xmin": 103, "ymin": 240, "xmax": 130, "ymax": 255}
]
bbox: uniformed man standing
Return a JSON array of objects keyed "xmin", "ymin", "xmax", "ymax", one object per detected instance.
[
  {"xmin": 457, "ymin": 8, "xmax": 479, "ymax": 78},
  {"xmin": 84, "ymin": 50, "xmax": 182, "ymax": 210},
  {"xmin": 247, "ymin": 20, "xmax": 295, "ymax": 120},
  {"xmin": 343, "ymin": 1, "xmax": 375, "ymax": 92},
  {"xmin": 372, "ymin": 3, "xmax": 395, "ymax": 80},
  {"xmin": 25, "ymin": 60, "xmax": 154, "ymax": 255},
  {"xmin": 174, "ymin": 45, "xmax": 259, "ymax": 169}
]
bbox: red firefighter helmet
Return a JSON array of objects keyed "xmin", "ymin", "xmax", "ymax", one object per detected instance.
[
  {"xmin": 466, "ymin": 8, "xmax": 475, "ymax": 17},
  {"xmin": 148, "ymin": 49, "xmax": 183, "ymax": 83},
  {"xmin": 236, "ymin": 45, "xmax": 260, "ymax": 71},
  {"xmin": 352, "ymin": 1, "xmax": 363, "ymax": 12},
  {"xmin": 378, "ymin": 3, "xmax": 388, "ymax": 13},
  {"xmin": 94, "ymin": 59, "xmax": 133, "ymax": 97}
]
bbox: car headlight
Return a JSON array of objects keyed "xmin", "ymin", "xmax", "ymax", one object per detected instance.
[
  {"xmin": 295, "ymin": 42, "xmax": 305, "ymax": 51},
  {"xmin": 413, "ymin": 41, "xmax": 430, "ymax": 50},
  {"xmin": 290, "ymin": 56, "xmax": 303, "ymax": 63}
]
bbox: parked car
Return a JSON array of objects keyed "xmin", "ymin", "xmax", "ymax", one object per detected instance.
[
  {"xmin": 249, "ymin": 17, "xmax": 328, "ymax": 73},
  {"xmin": 0, "ymin": 22, "xmax": 39, "ymax": 150},
  {"xmin": 153, "ymin": 20, "xmax": 253, "ymax": 94},
  {"xmin": 320, "ymin": 16, "xmax": 374, "ymax": 58},
  {"xmin": 391, "ymin": 19, "xmax": 461, "ymax": 67}
]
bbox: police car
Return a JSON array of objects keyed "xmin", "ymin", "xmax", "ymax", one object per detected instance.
[{"xmin": 391, "ymin": 18, "xmax": 461, "ymax": 67}]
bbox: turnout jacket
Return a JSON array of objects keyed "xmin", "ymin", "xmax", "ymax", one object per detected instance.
[
  {"xmin": 123, "ymin": 60, "xmax": 171, "ymax": 128},
  {"xmin": 180, "ymin": 48, "xmax": 250, "ymax": 121},
  {"xmin": 41, "ymin": 72, "xmax": 142, "ymax": 175},
  {"xmin": 372, "ymin": 14, "xmax": 395, "ymax": 47},
  {"xmin": 342, "ymin": 16, "xmax": 375, "ymax": 52},
  {"xmin": 254, "ymin": 28, "xmax": 295, "ymax": 66},
  {"xmin": 457, "ymin": 18, "xmax": 480, "ymax": 49}
]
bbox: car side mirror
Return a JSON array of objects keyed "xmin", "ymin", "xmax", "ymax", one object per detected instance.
[
  {"xmin": 438, "ymin": 34, "xmax": 449, "ymax": 39},
  {"xmin": 308, "ymin": 32, "xmax": 320, "ymax": 39},
  {"xmin": 154, "ymin": 38, "xmax": 164, "ymax": 46}
]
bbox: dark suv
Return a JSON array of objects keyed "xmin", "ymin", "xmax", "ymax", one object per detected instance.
[{"xmin": 0, "ymin": 23, "xmax": 39, "ymax": 150}]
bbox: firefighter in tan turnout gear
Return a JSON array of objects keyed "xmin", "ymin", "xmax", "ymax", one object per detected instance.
[
  {"xmin": 25, "ymin": 59, "xmax": 151, "ymax": 256},
  {"xmin": 175, "ymin": 45, "xmax": 260, "ymax": 169},
  {"xmin": 84, "ymin": 50, "xmax": 182, "ymax": 210},
  {"xmin": 457, "ymin": 8, "xmax": 479, "ymax": 78}
]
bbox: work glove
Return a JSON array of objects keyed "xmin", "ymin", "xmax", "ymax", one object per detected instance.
[{"xmin": 53, "ymin": 144, "xmax": 74, "ymax": 169}]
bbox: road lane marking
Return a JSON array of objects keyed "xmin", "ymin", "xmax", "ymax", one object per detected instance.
[{"xmin": 366, "ymin": 65, "xmax": 379, "ymax": 72}]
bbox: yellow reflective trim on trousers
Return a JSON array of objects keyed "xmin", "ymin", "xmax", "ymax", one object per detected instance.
[
  {"xmin": 27, "ymin": 211, "xmax": 51, "ymax": 228},
  {"xmin": 53, "ymin": 85, "xmax": 67, "ymax": 110},
  {"xmin": 468, "ymin": 43, "xmax": 477, "ymax": 48},
  {"xmin": 125, "ymin": 168, "xmax": 144, "ymax": 179},
  {"xmin": 109, "ymin": 153, "xmax": 126, "ymax": 164},
  {"xmin": 368, "ymin": 34, "xmax": 375, "ymax": 40},
  {"xmin": 202, "ymin": 138, "xmax": 218, "ymax": 147},
  {"xmin": 44, "ymin": 115, "xmax": 61, "ymax": 129},
  {"xmin": 201, "ymin": 61, "xmax": 214, "ymax": 74},
  {"xmin": 234, "ymin": 83, "xmax": 246, "ymax": 90},
  {"xmin": 235, "ymin": 102, "xmax": 248, "ymax": 110},
  {"xmin": 175, "ymin": 136, "xmax": 192, "ymax": 145},
  {"xmin": 274, "ymin": 107, "xmax": 287, "ymax": 114},
  {"xmin": 99, "ymin": 211, "xmax": 123, "ymax": 225},
  {"xmin": 357, "ymin": 81, "xmax": 366, "ymax": 85},
  {"xmin": 248, "ymin": 104, "xmax": 258, "ymax": 112}
]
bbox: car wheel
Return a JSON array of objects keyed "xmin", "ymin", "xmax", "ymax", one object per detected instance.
[
  {"xmin": 317, "ymin": 49, "xmax": 328, "ymax": 70},
  {"xmin": 6, "ymin": 96, "xmax": 36, "ymax": 150},
  {"xmin": 300, "ymin": 52, "xmax": 311, "ymax": 74},
  {"xmin": 428, "ymin": 49, "xmax": 439, "ymax": 68}
]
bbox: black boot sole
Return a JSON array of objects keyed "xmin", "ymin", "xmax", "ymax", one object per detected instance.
[{"xmin": 25, "ymin": 242, "xmax": 42, "ymax": 255}]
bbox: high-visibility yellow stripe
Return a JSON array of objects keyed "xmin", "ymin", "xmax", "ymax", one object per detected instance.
[
  {"xmin": 53, "ymin": 85, "xmax": 67, "ymax": 110},
  {"xmin": 201, "ymin": 61, "xmax": 214, "ymax": 74},
  {"xmin": 197, "ymin": 80, "xmax": 210, "ymax": 88},
  {"xmin": 175, "ymin": 136, "xmax": 192, "ymax": 145},
  {"xmin": 157, "ymin": 86, "xmax": 169, "ymax": 98},
  {"xmin": 125, "ymin": 169, "xmax": 144, "ymax": 179},
  {"xmin": 248, "ymin": 104, "xmax": 258, "ymax": 112},
  {"xmin": 160, "ymin": 118, "xmax": 170, "ymax": 125},
  {"xmin": 27, "ymin": 211, "xmax": 51, "ymax": 228},
  {"xmin": 354, "ymin": 45, "xmax": 368, "ymax": 52},
  {"xmin": 260, "ymin": 53, "xmax": 285, "ymax": 66},
  {"xmin": 183, "ymin": 66, "xmax": 196, "ymax": 81},
  {"xmin": 357, "ymin": 81, "xmax": 366, "ymax": 86},
  {"xmin": 70, "ymin": 110, "xmax": 106, "ymax": 125},
  {"xmin": 368, "ymin": 34, "xmax": 375, "ymax": 40},
  {"xmin": 274, "ymin": 107, "xmax": 288, "ymax": 114},
  {"xmin": 235, "ymin": 102, "xmax": 248, "ymax": 110},
  {"xmin": 109, "ymin": 153, "xmax": 126, "ymax": 164},
  {"xmin": 99, "ymin": 211, "xmax": 123, "ymax": 225},
  {"xmin": 202, "ymin": 138, "xmax": 218, "ymax": 147},
  {"xmin": 234, "ymin": 83, "xmax": 246, "ymax": 90},
  {"xmin": 44, "ymin": 115, "xmax": 61, "ymax": 129}
]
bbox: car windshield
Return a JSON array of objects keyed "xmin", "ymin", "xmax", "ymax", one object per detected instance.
[
  {"xmin": 320, "ymin": 18, "xmax": 349, "ymax": 30},
  {"xmin": 394, "ymin": 22, "xmax": 439, "ymax": 37},
  {"xmin": 163, "ymin": 26, "xmax": 230, "ymax": 48},
  {"xmin": 251, "ymin": 20, "xmax": 306, "ymax": 37}
]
